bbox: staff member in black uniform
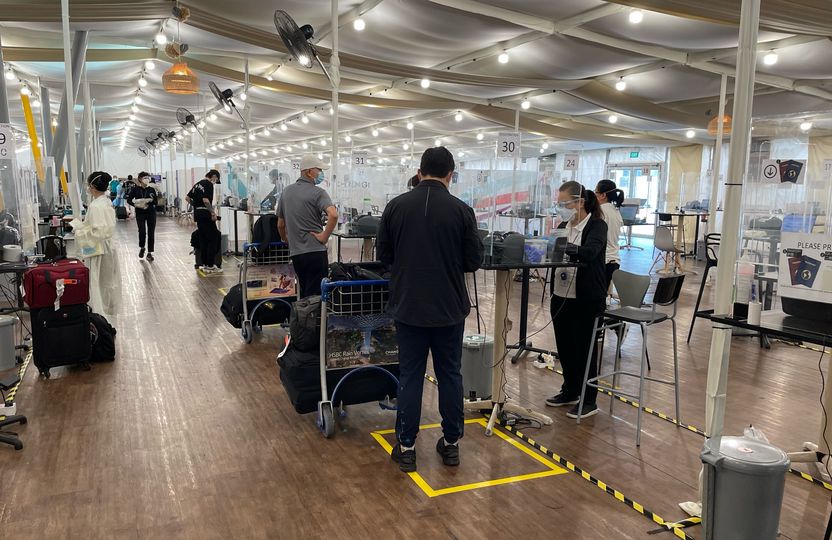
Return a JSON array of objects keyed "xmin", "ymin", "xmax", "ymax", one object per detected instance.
[
  {"xmin": 547, "ymin": 181, "xmax": 608, "ymax": 419},
  {"xmin": 126, "ymin": 171, "xmax": 158, "ymax": 261},
  {"xmin": 186, "ymin": 169, "xmax": 222, "ymax": 273}
]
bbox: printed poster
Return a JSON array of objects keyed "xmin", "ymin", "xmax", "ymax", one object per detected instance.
[
  {"xmin": 325, "ymin": 313, "xmax": 398, "ymax": 369},
  {"xmin": 778, "ymin": 233, "xmax": 832, "ymax": 304},
  {"xmin": 244, "ymin": 263, "xmax": 296, "ymax": 300}
]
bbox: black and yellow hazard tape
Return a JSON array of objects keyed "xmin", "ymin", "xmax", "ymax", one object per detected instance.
[
  {"xmin": 3, "ymin": 352, "xmax": 31, "ymax": 405},
  {"xmin": 648, "ymin": 517, "xmax": 702, "ymax": 535},
  {"xmin": 423, "ymin": 373, "xmax": 695, "ymax": 539},
  {"xmin": 773, "ymin": 339, "xmax": 826, "ymax": 355}
]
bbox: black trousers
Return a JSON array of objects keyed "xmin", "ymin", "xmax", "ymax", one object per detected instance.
[
  {"xmin": 136, "ymin": 211, "xmax": 157, "ymax": 252},
  {"xmin": 291, "ymin": 251, "xmax": 328, "ymax": 298},
  {"xmin": 551, "ymin": 296, "xmax": 605, "ymax": 406},
  {"xmin": 605, "ymin": 261, "xmax": 620, "ymax": 289},
  {"xmin": 395, "ymin": 321, "xmax": 465, "ymax": 447},
  {"xmin": 195, "ymin": 211, "xmax": 219, "ymax": 267}
]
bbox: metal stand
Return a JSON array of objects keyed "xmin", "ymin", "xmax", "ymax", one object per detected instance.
[
  {"xmin": 508, "ymin": 267, "xmax": 557, "ymax": 363},
  {"xmin": 464, "ymin": 270, "xmax": 552, "ymax": 434}
]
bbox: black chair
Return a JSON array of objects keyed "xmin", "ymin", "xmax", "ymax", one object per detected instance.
[
  {"xmin": 0, "ymin": 374, "xmax": 26, "ymax": 451},
  {"xmin": 687, "ymin": 233, "xmax": 720, "ymax": 342}
]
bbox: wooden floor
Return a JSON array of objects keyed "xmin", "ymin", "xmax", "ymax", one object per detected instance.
[{"xmin": 0, "ymin": 217, "xmax": 829, "ymax": 539}]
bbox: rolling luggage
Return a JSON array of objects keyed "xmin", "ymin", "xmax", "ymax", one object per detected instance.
[
  {"xmin": 23, "ymin": 258, "xmax": 90, "ymax": 309},
  {"xmin": 220, "ymin": 283, "xmax": 291, "ymax": 329},
  {"xmin": 115, "ymin": 206, "xmax": 128, "ymax": 220},
  {"xmin": 30, "ymin": 305, "xmax": 91, "ymax": 377},
  {"xmin": 89, "ymin": 312, "xmax": 116, "ymax": 363}
]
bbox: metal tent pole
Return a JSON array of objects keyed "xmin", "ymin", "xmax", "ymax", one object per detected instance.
[
  {"xmin": 244, "ymin": 58, "xmax": 249, "ymax": 203},
  {"xmin": 330, "ymin": 0, "xmax": 340, "ymax": 202},
  {"xmin": 709, "ymin": 74, "xmax": 728, "ymax": 233},
  {"xmin": 703, "ymin": 0, "xmax": 760, "ymax": 455}
]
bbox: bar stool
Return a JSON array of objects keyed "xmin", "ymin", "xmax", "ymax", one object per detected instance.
[
  {"xmin": 687, "ymin": 233, "xmax": 720, "ymax": 342},
  {"xmin": 577, "ymin": 271, "xmax": 685, "ymax": 446}
]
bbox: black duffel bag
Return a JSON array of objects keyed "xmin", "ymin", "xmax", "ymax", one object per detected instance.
[
  {"xmin": 220, "ymin": 284, "xmax": 291, "ymax": 329},
  {"xmin": 89, "ymin": 311, "xmax": 116, "ymax": 363},
  {"xmin": 289, "ymin": 295, "xmax": 321, "ymax": 352}
]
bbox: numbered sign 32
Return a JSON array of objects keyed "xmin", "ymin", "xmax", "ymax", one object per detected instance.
[
  {"xmin": 291, "ymin": 160, "xmax": 301, "ymax": 172},
  {"xmin": 497, "ymin": 132, "xmax": 521, "ymax": 158},
  {"xmin": 0, "ymin": 124, "xmax": 14, "ymax": 159},
  {"xmin": 563, "ymin": 153, "xmax": 580, "ymax": 171}
]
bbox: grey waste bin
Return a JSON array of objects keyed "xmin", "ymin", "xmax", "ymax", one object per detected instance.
[
  {"xmin": 701, "ymin": 436, "xmax": 790, "ymax": 540},
  {"xmin": 461, "ymin": 334, "xmax": 493, "ymax": 400},
  {"xmin": 0, "ymin": 315, "xmax": 17, "ymax": 371}
]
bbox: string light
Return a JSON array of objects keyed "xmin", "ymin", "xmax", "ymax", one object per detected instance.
[
  {"xmin": 406, "ymin": 121, "xmax": 414, "ymax": 130},
  {"xmin": 615, "ymin": 78, "xmax": 627, "ymax": 91},
  {"xmin": 240, "ymin": 91, "xmax": 247, "ymax": 101},
  {"xmin": 138, "ymin": 76, "xmax": 147, "ymax": 88},
  {"xmin": 301, "ymin": 114, "xmax": 309, "ymax": 124},
  {"xmin": 455, "ymin": 112, "xmax": 463, "ymax": 122},
  {"xmin": 145, "ymin": 60, "xmax": 156, "ymax": 71},
  {"xmin": 262, "ymin": 127, "xmax": 270, "ymax": 136},
  {"xmin": 420, "ymin": 78, "xmax": 430, "ymax": 89},
  {"xmin": 476, "ymin": 133, "xmax": 484, "ymax": 141},
  {"xmin": 155, "ymin": 32, "xmax": 168, "ymax": 45},
  {"xmin": 353, "ymin": 18, "xmax": 366, "ymax": 31},
  {"xmin": 344, "ymin": 135, "xmax": 352, "ymax": 143},
  {"xmin": 629, "ymin": 9, "xmax": 644, "ymax": 23},
  {"xmin": 280, "ymin": 123, "xmax": 288, "ymax": 131},
  {"xmin": 521, "ymin": 99, "xmax": 531, "ymax": 110},
  {"xmin": 20, "ymin": 85, "xmax": 31, "ymax": 96},
  {"xmin": 608, "ymin": 114, "xmax": 619, "ymax": 124},
  {"xmin": 372, "ymin": 128, "xmax": 379, "ymax": 137},
  {"xmin": 686, "ymin": 129, "xmax": 696, "ymax": 138},
  {"xmin": 763, "ymin": 51, "xmax": 778, "ymax": 65},
  {"xmin": 403, "ymin": 143, "xmax": 409, "ymax": 150},
  {"xmin": 209, "ymin": 112, "xmax": 218, "ymax": 121},
  {"xmin": 800, "ymin": 121, "xmax": 812, "ymax": 131},
  {"xmin": 434, "ymin": 138, "xmax": 442, "ymax": 147},
  {"xmin": 498, "ymin": 52, "xmax": 509, "ymax": 64},
  {"xmin": 4, "ymin": 67, "xmax": 14, "ymax": 81}
]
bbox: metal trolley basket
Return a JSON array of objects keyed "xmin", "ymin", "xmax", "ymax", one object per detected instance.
[
  {"xmin": 317, "ymin": 278, "xmax": 400, "ymax": 438},
  {"xmin": 239, "ymin": 241, "xmax": 295, "ymax": 343}
]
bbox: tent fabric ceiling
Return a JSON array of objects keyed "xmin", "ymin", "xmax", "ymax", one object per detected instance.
[{"xmin": 0, "ymin": 0, "xmax": 830, "ymax": 159}]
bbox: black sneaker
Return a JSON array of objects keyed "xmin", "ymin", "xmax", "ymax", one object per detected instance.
[
  {"xmin": 545, "ymin": 393, "xmax": 579, "ymax": 407},
  {"xmin": 436, "ymin": 437, "xmax": 460, "ymax": 466},
  {"xmin": 566, "ymin": 402, "xmax": 599, "ymax": 419},
  {"xmin": 146, "ymin": 252, "xmax": 154, "ymax": 262},
  {"xmin": 139, "ymin": 248, "xmax": 145, "ymax": 259},
  {"xmin": 391, "ymin": 444, "xmax": 417, "ymax": 472}
]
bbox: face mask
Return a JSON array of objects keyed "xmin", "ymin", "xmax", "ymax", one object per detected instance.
[
  {"xmin": 314, "ymin": 170, "xmax": 325, "ymax": 185},
  {"xmin": 556, "ymin": 206, "xmax": 576, "ymax": 222}
]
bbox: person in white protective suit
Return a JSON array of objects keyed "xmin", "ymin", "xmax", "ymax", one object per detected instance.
[{"xmin": 71, "ymin": 171, "xmax": 121, "ymax": 319}]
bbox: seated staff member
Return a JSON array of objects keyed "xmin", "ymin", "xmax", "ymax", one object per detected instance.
[
  {"xmin": 277, "ymin": 155, "xmax": 338, "ymax": 298},
  {"xmin": 186, "ymin": 169, "xmax": 222, "ymax": 273},
  {"xmin": 547, "ymin": 181, "xmax": 608, "ymax": 419},
  {"xmin": 594, "ymin": 179, "xmax": 625, "ymax": 287}
]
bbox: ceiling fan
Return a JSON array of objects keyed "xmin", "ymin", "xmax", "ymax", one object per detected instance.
[
  {"xmin": 176, "ymin": 107, "xmax": 203, "ymax": 137},
  {"xmin": 274, "ymin": 10, "xmax": 332, "ymax": 84},
  {"xmin": 209, "ymin": 81, "xmax": 246, "ymax": 127}
]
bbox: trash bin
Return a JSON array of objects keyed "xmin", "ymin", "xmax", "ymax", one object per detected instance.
[
  {"xmin": 461, "ymin": 334, "xmax": 493, "ymax": 400},
  {"xmin": 701, "ymin": 436, "xmax": 790, "ymax": 540},
  {"xmin": 0, "ymin": 315, "xmax": 17, "ymax": 371}
]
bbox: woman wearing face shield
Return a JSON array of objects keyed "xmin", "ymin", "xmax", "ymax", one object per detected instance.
[
  {"xmin": 594, "ymin": 179, "xmax": 626, "ymax": 288},
  {"xmin": 546, "ymin": 181, "xmax": 607, "ymax": 419}
]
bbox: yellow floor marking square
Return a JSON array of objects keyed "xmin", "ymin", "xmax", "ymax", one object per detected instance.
[{"xmin": 371, "ymin": 418, "xmax": 566, "ymax": 497}]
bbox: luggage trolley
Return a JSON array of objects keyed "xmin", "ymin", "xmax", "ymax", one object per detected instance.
[
  {"xmin": 239, "ymin": 241, "xmax": 295, "ymax": 343},
  {"xmin": 317, "ymin": 278, "xmax": 400, "ymax": 438}
]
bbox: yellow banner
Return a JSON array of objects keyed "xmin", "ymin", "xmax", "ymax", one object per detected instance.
[{"xmin": 20, "ymin": 94, "xmax": 45, "ymax": 184}]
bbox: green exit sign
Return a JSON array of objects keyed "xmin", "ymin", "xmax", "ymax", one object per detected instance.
[{"xmin": 629, "ymin": 151, "xmax": 640, "ymax": 158}]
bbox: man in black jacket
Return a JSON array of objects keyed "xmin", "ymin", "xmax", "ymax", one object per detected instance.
[
  {"xmin": 126, "ymin": 171, "xmax": 158, "ymax": 261},
  {"xmin": 377, "ymin": 147, "xmax": 484, "ymax": 473}
]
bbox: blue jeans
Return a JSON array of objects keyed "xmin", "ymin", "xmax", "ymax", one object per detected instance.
[{"xmin": 395, "ymin": 321, "xmax": 465, "ymax": 448}]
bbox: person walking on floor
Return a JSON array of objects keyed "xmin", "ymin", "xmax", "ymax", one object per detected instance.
[
  {"xmin": 276, "ymin": 155, "xmax": 338, "ymax": 298},
  {"xmin": 186, "ymin": 169, "xmax": 222, "ymax": 273},
  {"xmin": 547, "ymin": 181, "xmax": 608, "ymax": 420},
  {"xmin": 126, "ymin": 171, "xmax": 158, "ymax": 261},
  {"xmin": 377, "ymin": 147, "xmax": 484, "ymax": 473},
  {"xmin": 70, "ymin": 171, "xmax": 121, "ymax": 319}
]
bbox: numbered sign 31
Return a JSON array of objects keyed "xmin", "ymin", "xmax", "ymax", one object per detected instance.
[
  {"xmin": 563, "ymin": 153, "xmax": 580, "ymax": 171},
  {"xmin": 351, "ymin": 150, "xmax": 368, "ymax": 168},
  {"xmin": 497, "ymin": 132, "xmax": 521, "ymax": 158},
  {"xmin": 0, "ymin": 123, "xmax": 15, "ymax": 159}
]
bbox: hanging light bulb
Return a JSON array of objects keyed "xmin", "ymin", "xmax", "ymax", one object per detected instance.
[
  {"xmin": 280, "ymin": 123, "xmax": 288, "ymax": 131},
  {"xmin": 402, "ymin": 143, "xmax": 409, "ymax": 150},
  {"xmin": 262, "ymin": 127, "xmax": 270, "ymax": 136},
  {"xmin": 155, "ymin": 32, "xmax": 168, "ymax": 45},
  {"xmin": 145, "ymin": 60, "xmax": 156, "ymax": 71},
  {"xmin": 132, "ymin": 105, "xmax": 139, "ymax": 113},
  {"xmin": 51, "ymin": 118, "xmax": 58, "ymax": 128},
  {"xmin": 800, "ymin": 121, "xmax": 813, "ymax": 131},
  {"xmin": 128, "ymin": 114, "xmax": 136, "ymax": 121},
  {"xmin": 249, "ymin": 132, "xmax": 256, "ymax": 140},
  {"xmin": 209, "ymin": 112, "xmax": 218, "ymax": 121},
  {"xmin": 260, "ymin": 150, "xmax": 268, "ymax": 156},
  {"xmin": 353, "ymin": 18, "xmax": 366, "ymax": 31},
  {"xmin": 236, "ymin": 136, "xmax": 244, "ymax": 143},
  {"xmin": 406, "ymin": 121, "xmax": 414, "ymax": 130},
  {"xmin": 4, "ymin": 68, "xmax": 14, "ymax": 81},
  {"xmin": 542, "ymin": 142, "xmax": 549, "ymax": 150},
  {"xmin": 317, "ymin": 153, "xmax": 324, "ymax": 160},
  {"xmin": 301, "ymin": 114, "xmax": 309, "ymax": 124},
  {"xmin": 134, "ymin": 95, "xmax": 143, "ymax": 105},
  {"xmin": 302, "ymin": 142, "xmax": 308, "ymax": 149},
  {"xmin": 138, "ymin": 76, "xmax": 147, "ymax": 88},
  {"xmin": 31, "ymin": 98, "xmax": 41, "ymax": 108},
  {"xmin": 763, "ymin": 51, "xmax": 778, "ymax": 65},
  {"xmin": 197, "ymin": 120, "xmax": 206, "ymax": 129},
  {"xmin": 219, "ymin": 143, "xmax": 225, "ymax": 149},
  {"xmin": 127, "ymin": 120, "xmax": 134, "ymax": 126},
  {"xmin": 457, "ymin": 151, "xmax": 464, "ymax": 158},
  {"xmin": 20, "ymin": 85, "xmax": 31, "ymax": 96},
  {"xmin": 615, "ymin": 78, "xmax": 627, "ymax": 91},
  {"xmin": 297, "ymin": 54, "xmax": 310, "ymax": 67},
  {"xmin": 521, "ymin": 99, "xmax": 531, "ymax": 110},
  {"xmin": 285, "ymin": 145, "xmax": 292, "ymax": 151},
  {"xmin": 372, "ymin": 128, "xmax": 379, "ymax": 137},
  {"xmin": 476, "ymin": 133, "xmax": 484, "ymax": 141},
  {"xmin": 498, "ymin": 52, "xmax": 509, "ymax": 64},
  {"xmin": 240, "ymin": 91, "xmax": 247, "ymax": 101},
  {"xmin": 344, "ymin": 135, "xmax": 352, "ymax": 143},
  {"xmin": 272, "ymin": 148, "xmax": 280, "ymax": 154},
  {"xmin": 320, "ymin": 138, "xmax": 327, "ymax": 146},
  {"xmin": 434, "ymin": 138, "xmax": 442, "ymax": 147},
  {"xmin": 686, "ymin": 129, "xmax": 696, "ymax": 138},
  {"xmin": 189, "ymin": 125, "xmax": 197, "ymax": 133},
  {"xmin": 420, "ymin": 78, "xmax": 431, "ymax": 89},
  {"xmin": 377, "ymin": 146, "xmax": 383, "ymax": 154},
  {"xmin": 223, "ymin": 102, "xmax": 232, "ymax": 114},
  {"xmin": 455, "ymin": 112, "xmax": 463, "ymax": 122},
  {"xmin": 629, "ymin": 9, "xmax": 644, "ymax": 23},
  {"xmin": 608, "ymin": 114, "xmax": 619, "ymax": 124}
]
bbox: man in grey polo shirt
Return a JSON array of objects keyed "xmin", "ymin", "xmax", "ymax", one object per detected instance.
[{"xmin": 277, "ymin": 154, "xmax": 339, "ymax": 298}]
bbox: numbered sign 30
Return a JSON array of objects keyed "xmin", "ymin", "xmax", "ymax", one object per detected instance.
[{"xmin": 497, "ymin": 132, "xmax": 521, "ymax": 158}]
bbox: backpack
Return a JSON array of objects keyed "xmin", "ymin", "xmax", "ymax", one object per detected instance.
[
  {"xmin": 89, "ymin": 311, "xmax": 116, "ymax": 362},
  {"xmin": 289, "ymin": 296, "xmax": 321, "ymax": 352}
]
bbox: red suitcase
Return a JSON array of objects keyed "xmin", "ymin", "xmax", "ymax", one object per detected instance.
[{"xmin": 23, "ymin": 258, "xmax": 90, "ymax": 309}]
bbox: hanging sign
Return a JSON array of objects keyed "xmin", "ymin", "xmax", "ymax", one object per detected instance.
[
  {"xmin": 760, "ymin": 159, "xmax": 806, "ymax": 184},
  {"xmin": 351, "ymin": 150, "xmax": 368, "ymax": 168},
  {"xmin": 563, "ymin": 153, "xmax": 579, "ymax": 171},
  {"xmin": 0, "ymin": 124, "xmax": 14, "ymax": 159},
  {"xmin": 641, "ymin": 166, "xmax": 651, "ymax": 176},
  {"xmin": 291, "ymin": 160, "xmax": 301, "ymax": 172},
  {"xmin": 497, "ymin": 132, "xmax": 521, "ymax": 158},
  {"xmin": 779, "ymin": 233, "xmax": 832, "ymax": 305},
  {"xmin": 823, "ymin": 159, "xmax": 832, "ymax": 181}
]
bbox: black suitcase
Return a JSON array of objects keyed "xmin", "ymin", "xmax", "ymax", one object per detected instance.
[
  {"xmin": 31, "ymin": 305, "xmax": 92, "ymax": 377},
  {"xmin": 220, "ymin": 283, "xmax": 291, "ymax": 329},
  {"xmin": 115, "ymin": 206, "xmax": 128, "ymax": 220}
]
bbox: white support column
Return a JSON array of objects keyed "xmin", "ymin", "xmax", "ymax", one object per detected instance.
[
  {"xmin": 330, "ymin": 0, "xmax": 341, "ymax": 202},
  {"xmin": 61, "ymin": 0, "xmax": 81, "ymax": 215},
  {"xmin": 709, "ymin": 74, "xmax": 728, "ymax": 233}
]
